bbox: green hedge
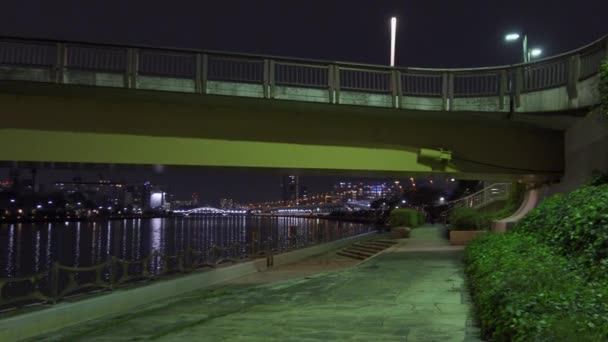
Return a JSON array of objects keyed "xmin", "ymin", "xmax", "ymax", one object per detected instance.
[
  {"xmin": 514, "ymin": 184, "xmax": 608, "ymax": 272},
  {"xmin": 389, "ymin": 208, "xmax": 424, "ymax": 228},
  {"xmin": 448, "ymin": 207, "xmax": 485, "ymax": 230},
  {"xmin": 465, "ymin": 233, "xmax": 608, "ymax": 341},
  {"xmin": 465, "ymin": 184, "xmax": 608, "ymax": 340}
]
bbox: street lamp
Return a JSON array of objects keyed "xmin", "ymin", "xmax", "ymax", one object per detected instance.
[
  {"xmin": 505, "ymin": 32, "xmax": 528, "ymax": 62},
  {"xmin": 390, "ymin": 17, "xmax": 397, "ymax": 67},
  {"xmin": 530, "ymin": 48, "xmax": 543, "ymax": 58},
  {"xmin": 505, "ymin": 32, "xmax": 543, "ymax": 63}
]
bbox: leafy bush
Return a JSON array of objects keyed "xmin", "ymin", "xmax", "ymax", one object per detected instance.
[
  {"xmin": 514, "ymin": 184, "xmax": 608, "ymax": 271},
  {"xmin": 389, "ymin": 208, "xmax": 423, "ymax": 228},
  {"xmin": 448, "ymin": 207, "xmax": 484, "ymax": 230},
  {"xmin": 418, "ymin": 211, "xmax": 426, "ymax": 225},
  {"xmin": 466, "ymin": 233, "xmax": 608, "ymax": 341},
  {"xmin": 590, "ymin": 170, "xmax": 608, "ymax": 186}
]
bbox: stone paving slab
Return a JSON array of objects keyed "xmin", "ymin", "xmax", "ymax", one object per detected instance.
[{"xmin": 29, "ymin": 225, "xmax": 480, "ymax": 342}]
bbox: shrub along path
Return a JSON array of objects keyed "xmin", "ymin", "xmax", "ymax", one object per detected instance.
[{"xmin": 33, "ymin": 225, "xmax": 480, "ymax": 342}]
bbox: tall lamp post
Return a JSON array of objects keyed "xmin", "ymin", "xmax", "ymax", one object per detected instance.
[
  {"xmin": 390, "ymin": 17, "xmax": 397, "ymax": 66},
  {"xmin": 505, "ymin": 33, "xmax": 542, "ymax": 62}
]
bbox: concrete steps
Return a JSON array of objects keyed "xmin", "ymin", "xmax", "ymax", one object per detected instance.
[
  {"xmin": 336, "ymin": 251, "xmax": 366, "ymax": 260},
  {"xmin": 337, "ymin": 239, "xmax": 397, "ymax": 261}
]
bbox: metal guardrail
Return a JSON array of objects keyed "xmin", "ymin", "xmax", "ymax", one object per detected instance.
[
  {"xmin": 439, "ymin": 183, "xmax": 512, "ymax": 223},
  {"xmin": 0, "ymin": 35, "xmax": 606, "ymax": 110},
  {"xmin": 449, "ymin": 183, "xmax": 512, "ymax": 210},
  {"xmin": 0, "ymin": 227, "xmax": 369, "ymax": 311}
]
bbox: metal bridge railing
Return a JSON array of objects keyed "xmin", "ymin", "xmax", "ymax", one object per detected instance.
[
  {"xmin": 452, "ymin": 183, "xmax": 512, "ymax": 209},
  {"xmin": 439, "ymin": 183, "xmax": 512, "ymax": 223},
  {"xmin": 0, "ymin": 35, "xmax": 606, "ymax": 111}
]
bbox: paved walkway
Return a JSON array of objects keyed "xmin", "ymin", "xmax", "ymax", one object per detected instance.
[{"xmin": 33, "ymin": 225, "xmax": 479, "ymax": 342}]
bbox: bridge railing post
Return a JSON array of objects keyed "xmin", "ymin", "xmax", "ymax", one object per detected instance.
[
  {"xmin": 334, "ymin": 65, "xmax": 341, "ymax": 104},
  {"xmin": 391, "ymin": 70, "xmax": 402, "ymax": 109},
  {"xmin": 125, "ymin": 48, "xmax": 139, "ymax": 89},
  {"xmin": 54, "ymin": 43, "xmax": 66, "ymax": 84},
  {"xmin": 567, "ymin": 54, "xmax": 580, "ymax": 100},
  {"xmin": 263, "ymin": 59, "xmax": 276, "ymax": 99},
  {"xmin": 195, "ymin": 53, "xmax": 208, "ymax": 95},
  {"xmin": 328, "ymin": 64, "xmax": 335, "ymax": 103},
  {"xmin": 447, "ymin": 73, "xmax": 454, "ymax": 111},
  {"xmin": 499, "ymin": 70, "xmax": 507, "ymax": 110},
  {"xmin": 441, "ymin": 73, "xmax": 448, "ymax": 110},
  {"xmin": 514, "ymin": 67, "xmax": 523, "ymax": 108}
]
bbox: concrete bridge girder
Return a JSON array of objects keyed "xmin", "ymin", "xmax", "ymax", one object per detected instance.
[{"xmin": 0, "ymin": 81, "xmax": 565, "ymax": 181}]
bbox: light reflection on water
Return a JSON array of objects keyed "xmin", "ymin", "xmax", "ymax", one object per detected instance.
[{"xmin": 0, "ymin": 217, "xmax": 372, "ymax": 278}]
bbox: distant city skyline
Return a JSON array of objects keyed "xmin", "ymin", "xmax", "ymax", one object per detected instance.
[{"xmin": 0, "ymin": 166, "xmax": 458, "ymax": 206}]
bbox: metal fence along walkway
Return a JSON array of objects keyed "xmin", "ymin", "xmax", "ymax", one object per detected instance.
[
  {"xmin": 0, "ymin": 35, "xmax": 606, "ymax": 112},
  {"xmin": 0, "ymin": 226, "xmax": 372, "ymax": 312}
]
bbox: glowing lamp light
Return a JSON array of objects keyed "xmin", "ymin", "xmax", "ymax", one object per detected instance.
[
  {"xmin": 505, "ymin": 33, "xmax": 520, "ymax": 41},
  {"xmin": 390, "ymin": 17, "xmax": 397, "ymax": 67},
  {"xmin": 530, "ymin": 48, "xmax": 542, "ymax": 57}
]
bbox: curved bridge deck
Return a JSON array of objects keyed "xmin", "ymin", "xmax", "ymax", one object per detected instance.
[{"xmin": 0, "ymin": 35, "xmax": 605, "ymax": 114}]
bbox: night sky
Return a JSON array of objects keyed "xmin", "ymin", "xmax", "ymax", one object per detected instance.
[{"xmin": 0, "ymin": 1, "xmax": 606, "ymax": 203}]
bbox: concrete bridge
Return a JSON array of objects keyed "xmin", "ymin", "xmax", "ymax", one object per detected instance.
[{"xmin": 0, "ymin": 35, "xmax": 606, "ymax": 182}]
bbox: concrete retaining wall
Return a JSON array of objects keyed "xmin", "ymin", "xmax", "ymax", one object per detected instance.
[
  {"xmin": 548, "ymin": 109, "xmax": 608, "ymax": 195},
  {"xmin": 0, "ymin": 232, "xmax": 375, "ymax": 342}
]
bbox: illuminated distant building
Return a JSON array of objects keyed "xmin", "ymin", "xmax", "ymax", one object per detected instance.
[
  {"xmin": 333, "ymin": 181, "xmax": 400, "ymax": 202},
  {"xmin": 300, "ymin": 185, "xmax": 309, "ymax": 204},
  {"xmin": 281, "ymin": 175, "xmax": 300, "ymax": 204},
  {"xmin": 220, "ymin": 198, "xmax": 234, "ymax": 210}
]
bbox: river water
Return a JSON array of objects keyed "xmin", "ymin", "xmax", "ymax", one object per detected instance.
[{"xmin": 0, "ymin": 216, "xmax": 373, "ymax": 279}]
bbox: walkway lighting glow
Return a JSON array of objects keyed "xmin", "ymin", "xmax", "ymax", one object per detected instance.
[
  {"xmin": 505, "ymin": 33, "xmax": 520, "ymax": 41},
  {"xmin": 530, "ymin": 48, "xmax": 542, "ymax": 57},
  {"xmin": 36, "ymin": 205, "xmax": 42, "ymax": 209},
  {"xmin": 390, "ymin": 17, "xmax": 397, "ymax": 67},
  {"xmin": 9, "ymin": 199, "xmax": 15, "ymax": 203}
]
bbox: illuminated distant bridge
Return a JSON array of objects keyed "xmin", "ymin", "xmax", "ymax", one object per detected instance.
[{"xmin": 173, "ymin": 207, "xmax": 247, "ymax": 215}]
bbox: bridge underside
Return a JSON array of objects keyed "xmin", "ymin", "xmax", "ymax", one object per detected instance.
[{"xmin": 0, "ymin": 81, "xmax": 566, "ymax": 181}]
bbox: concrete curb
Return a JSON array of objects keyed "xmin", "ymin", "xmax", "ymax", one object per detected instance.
[{"xmin": 0, "ymin": 232, "xmax": 377, "ymax": 342}]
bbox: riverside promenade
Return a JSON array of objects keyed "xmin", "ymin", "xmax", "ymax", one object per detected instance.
[{"xmin": 31, "ymin": 225, "xmax": 480, "ymax": 341}]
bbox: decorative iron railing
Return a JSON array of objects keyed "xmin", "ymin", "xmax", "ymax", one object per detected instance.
[{"xmin": 0, "ymin": 35, "xmax": 605, "ymax": 111}]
